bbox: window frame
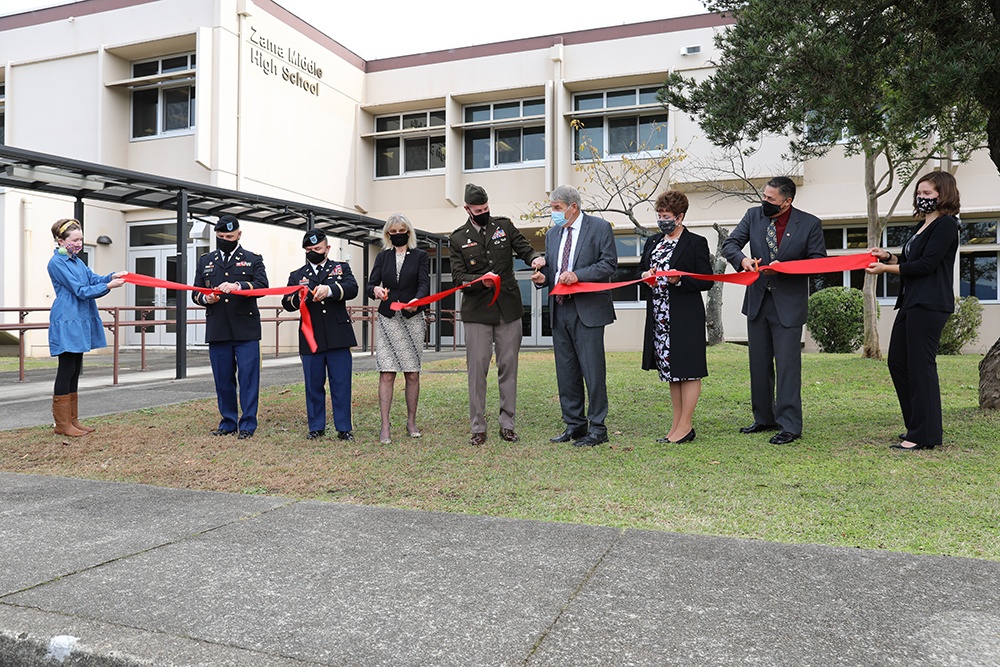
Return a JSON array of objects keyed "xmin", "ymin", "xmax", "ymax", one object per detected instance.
[
  {"xmin": 371, "ymin": 109, "xmax": 447, "ymax": 179},
  {"xmin": 569, "ymin": 86, "xmax": 669, "ymax": 163},
  {"xmin": 129, "ymin": 52, "xmax": 197, "ymax": 141},
  {"xmin": 458, "ymin": 97, "xmax": 546, "ymax": 172}
]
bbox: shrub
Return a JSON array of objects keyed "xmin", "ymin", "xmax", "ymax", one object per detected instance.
[
  {"xmin": 806, "ymin": 287, "xmax": 868, "ymax": 353},
  {"xmin": 939, "ymin": 296, "xmax": 983, "ymax": 354}
]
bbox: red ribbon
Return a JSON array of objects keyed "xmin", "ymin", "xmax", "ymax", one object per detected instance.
[
  {"xmin": 389, "ymin": 271, "xmax": 501, "ymax": 311},
  {"xmin": 120, "ymin": 273, "xmax": 318, "ymax": 353},
  {"xmin": 549, "ymin": 252, "xmax": 876, "ymax": 296}
]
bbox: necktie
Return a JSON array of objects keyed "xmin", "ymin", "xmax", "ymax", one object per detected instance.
[
  {"xmin": 556, "ymin": 225, "xmax": 573, "ymax": 305},
  {"xmin": 766, "ymin": 219, "xmax": 779, "ymax": 262}
]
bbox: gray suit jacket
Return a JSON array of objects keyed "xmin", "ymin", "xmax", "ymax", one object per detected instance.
[
  {"xmin": 538, "ymin": 212, "xmax": 618, "ymax": 327},
  {"xmin": 722, "ymin": 205, "xmax": 826, "ymax": 327}
]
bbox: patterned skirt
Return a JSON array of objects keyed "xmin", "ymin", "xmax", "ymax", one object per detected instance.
[{"xmin": 375, "ymin": 312, "xmax": 425, "ymax": 373}]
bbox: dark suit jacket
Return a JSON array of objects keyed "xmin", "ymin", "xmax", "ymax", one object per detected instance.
[
  {"xmin": 365, "ymin": 248, "xmax": 430, "ymax": 319},
  {"xmin": 895, "ymin": 215, "xmax": 959, "ymax": 313},
  {"xmin": 537, "ymin": 212, "xmax": 618, "ymax": 328},
  {"xmin": 722, "ymin": 205, "xmax": 827, "ymax": 327},
  {"xmin": 192, "ymin": 246, "xmax": 268, "ymax": 343},
  {"xmin": 637, "ymin": 229, "xmax": 713, "ymax": 377},
  {"xmin": 449, "ymin": 215, "xmax": 540, "ymax": 325},
  {"xmin": 281, "ymin": 260, "xmax": 359, "ymax": 355}
]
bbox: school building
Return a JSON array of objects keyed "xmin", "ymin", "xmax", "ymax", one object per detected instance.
[{"xmin": 2, "ymin": 0, "xmax": 998, "ymax": 357}]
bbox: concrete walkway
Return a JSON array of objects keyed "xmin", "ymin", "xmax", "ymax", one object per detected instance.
[{"xmin": 2, "ymin": 350, "xmax": 1000, "ymax": 665}]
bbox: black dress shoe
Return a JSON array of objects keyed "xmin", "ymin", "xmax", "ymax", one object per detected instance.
[
  {"xmin": 551, "ymin": 427, "xmax": 588, "ymax": 443},
  {"xmin": 211, "ymin": 428, "xmax": 236, "ymax": 436},
  {"xmin": 307, "ymin": 430, "xmax": 325, "ymax": 440},
  {"xmin": 769, "ymin": 431, "xmax": 800, "ymax": 445},
  {"xmin": 673, "ymin": 429, "xmax": 696, "ymax": 443},
  {"xmin": 237, "ymin": 430, "xmax": 254, "ymax": 440},
  {"xmin": 740, "ymin": 422, "xmax": 780, "ymax": 434},
  {"xmin": 337, "ymin": 431, "xmax": 354, "ymax": 441},
  {"xmin": 890, "ymin": 442, "xmax": 935, "ymax": 451},
  {"xmin": 573, "ymin": 432, "xmax": 609, "ymax": 447}
]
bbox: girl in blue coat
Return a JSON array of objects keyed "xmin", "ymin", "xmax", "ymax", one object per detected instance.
[{"xmin": 47, "ymin": 219, "xmax": 125, "ymax": 437}]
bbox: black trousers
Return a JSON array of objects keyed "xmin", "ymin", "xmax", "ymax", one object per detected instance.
[{"xmin": 887, "ymin": 306, "xmax": 950, "ymax": 447}]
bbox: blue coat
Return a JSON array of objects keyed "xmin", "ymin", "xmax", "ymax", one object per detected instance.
[
  {"xmin": 47, "ymin": 249, "xmax": 115, "ymax": 356},
  {"xmin": 282, "ymin": 260, "xmax": 359, "ymax": 355}
]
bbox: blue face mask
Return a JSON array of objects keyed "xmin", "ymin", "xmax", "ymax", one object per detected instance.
[{"xmin": 551, "ymin": 210, "xmax": 566, "ymax": 226}]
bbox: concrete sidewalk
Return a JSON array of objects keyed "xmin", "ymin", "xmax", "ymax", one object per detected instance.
[{"xmin": 2, "ymin": 473, "xmax": 1000, "ymax": 666}]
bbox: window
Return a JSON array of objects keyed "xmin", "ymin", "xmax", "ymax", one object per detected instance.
[
  {"xmin": 130, "ymin": 53, "xmax": 196, "ymax": 139},
  {"xmin": 462, "ymin": 98, "xmax": 545, "ymax": 170},
  {"xmin": 571, "ymin": 87, "xmax": 667, "ymax": 161},
  {"xmin": 373, "ymin": 110, "xmax": 445, "ymax": 178},
  {"xmin": 0, "ymin": 82, "xmax": 5, "ymax": 145},
  {"xmin": 810, "ymin": 225, "xmax": 909, "ymax": 298},
  {"xmin": 612, "ymin": 232, "xmax": 645, "ymax": 304},
  {"xmin": 960, "ymin": 220, "xmax": 999, "ymax": 301}
]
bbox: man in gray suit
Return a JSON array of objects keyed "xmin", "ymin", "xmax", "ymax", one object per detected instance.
[
  {"xmin": 532, "ymin": 185, "xmax": 618, "ymax": 447},
  {"xmin": 722, "ymin": 176, "xmax": 827, "ymax": 445}
]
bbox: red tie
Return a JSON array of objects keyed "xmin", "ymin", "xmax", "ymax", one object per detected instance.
[{"xmin": 556, "ymin": 225, "xmax": 573, "ymax": 304}]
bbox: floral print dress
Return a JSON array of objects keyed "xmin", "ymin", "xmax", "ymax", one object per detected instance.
[{"xmin": 650, "ymin": 236, "xmax": 697, "ymax": 383}]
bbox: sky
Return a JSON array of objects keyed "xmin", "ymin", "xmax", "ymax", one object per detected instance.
[{"xmin": 1, "ymin": 0, "xmax": 709, "ymax": 59}]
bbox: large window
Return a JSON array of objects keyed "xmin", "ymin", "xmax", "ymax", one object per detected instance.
[
  {"xmin": 960, "ymin": 220, "xmax": 999, "ymax": 301},
  {"xmin": 462, "ymin": 98, "xmax": 545, "ymax": 170},
  {"xmin": 572, "ymin": 87, "xmax": 667, "ymax": 161},
  {"xmin": 131, "ymin": 53, "xmax": 196, "ymax": 139},
  {"xmin": 810, "ymin": 225, "xmax": 909, "ymax": 298},
  {"xmin": 373, "ymin": 110, "xmax": 445, "ymax": 178},
  {"xmin": 612, "ymin": 232, "xmax": 645, "ymax": 304}
]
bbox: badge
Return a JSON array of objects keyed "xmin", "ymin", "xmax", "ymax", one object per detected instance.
[
  {"xmin": 491, "ymin": 228, "xmax": 507, "ymax": 241},
  {"xmin": 462, "ymin": 241, "xmax": 478, "ymax": 249},
  {"xmin": 333, "ymin": 264, "xmax": 344, "ymax": 276}
]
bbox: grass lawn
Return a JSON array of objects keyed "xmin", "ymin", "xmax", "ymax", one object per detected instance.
[{"xmin": 2, "ymin": 343, "xmax": 998, "ymax": 561}]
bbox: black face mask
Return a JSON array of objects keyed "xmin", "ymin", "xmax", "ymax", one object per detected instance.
[
  {"xmin": 469, "ymin": 210, "xmax": 490, "ymax": 226},
  {"xmin": 217, "ymin": 237, "xmax": 238, "ymax": 254},
  {"xmin": 390, "ymin": 232, "xmax": 409, "ymax": 247},
  {"xmin": 305, "ymin": 250, "xmax": 326, "ymax": 265},
  {"xmin": 761, "ymin": 200, "xmax": 783, "ymax": 218}
]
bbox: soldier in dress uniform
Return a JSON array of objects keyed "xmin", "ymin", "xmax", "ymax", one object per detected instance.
[
  {"xmin": 449, "ymin": 183, "xmax": 545, "ymax": 446},
  {"xmin": 192, "ymin": 214, "xmax": 269, "ymax": 439},
  {"xmin": 282, "ymin": 228, "xmax": 359, "ymax": 441}
]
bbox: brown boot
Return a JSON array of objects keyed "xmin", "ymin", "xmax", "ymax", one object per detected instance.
[
  {"xmin": 69, "ymin": 392, "xmax": 96, "ymax": 433},
  {"xmin": 53, "ymin": 395, "xmax": 87, "ymax": 437}
]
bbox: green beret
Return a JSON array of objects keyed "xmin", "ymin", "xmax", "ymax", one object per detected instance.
[{"xmin": 464, "ymin": 183, "xmax": 489, "ymax": 205}]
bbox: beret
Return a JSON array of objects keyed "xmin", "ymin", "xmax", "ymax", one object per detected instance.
[
  {"xmin": 214, "ymin": 215, "xmax": 239, "ymax": 232},
  {"xmin": 302, "ymin": 228, "xmax": 327, "ymax": 248}
]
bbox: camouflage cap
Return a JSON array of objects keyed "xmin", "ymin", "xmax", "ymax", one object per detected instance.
[{"xmin": 464, "ymin": 183, "xmax": 489, "ymax": 205}]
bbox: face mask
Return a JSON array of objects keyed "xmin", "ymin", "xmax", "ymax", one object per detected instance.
[
  {"xmin": 657, "ymin": 218, "xmax": 678, "ymax": 235},
  {"xmin": 469, "ymin": 210, "xmax": 490, "ymax": 226},
  {"xmin": 915, "ymin": 196, "xmax": 939, "ymax": 213},
  {"xmin": 305, "ymin": 250, "xmax": 326, "ymax": 264},
  {"xmin": 58, "ymin": 242, "xmax": 83, "ymax": 256},
  {"xmin": 551, "ymin": 211, "xmax": 567, "ymax": 226},
  {"xmin": 761, "ymin": 200, "xmax": 783, "ymax": 218},
  {"xmin": 217, "ymin": 237, "xmax": 238, "ymax": 254},
  {"xmin": 390, "ymin": 232, "xmax": 409, "ymax": 247}
]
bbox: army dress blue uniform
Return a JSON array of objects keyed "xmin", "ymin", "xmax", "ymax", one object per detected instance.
[
  {"xmin": 282, "ymin": 255, "xmax": 358, "ymax": 437},
  {"xmin": 192, "ymin": 243, "xmax": 268, "ymax": 436}
]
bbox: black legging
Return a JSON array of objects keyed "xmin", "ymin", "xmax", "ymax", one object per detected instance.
[{"xmin": 54, "ymin": 352, "xmax": 84, "ymax": 395}]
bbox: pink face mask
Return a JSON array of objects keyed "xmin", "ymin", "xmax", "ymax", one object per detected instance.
[{"xmin": 59, "ymin": 242, "xmax": 83, "ymax": 256}]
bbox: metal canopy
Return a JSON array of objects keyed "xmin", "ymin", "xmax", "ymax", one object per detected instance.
[{"xmin": 0, "ymin": 144, "xmax": 448, "ymax": 247}]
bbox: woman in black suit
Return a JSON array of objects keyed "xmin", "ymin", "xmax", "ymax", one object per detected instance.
[
  {"xmin": 638, "ymin": 190, "xmax": 713, "ymax": 443},
  {"xmin": 867, "ymin": 171, "xmax": 960, "ymax": 451},
  {"xmin": 366, "ymin": 213, "xmax": 430, "ymax": 444}
]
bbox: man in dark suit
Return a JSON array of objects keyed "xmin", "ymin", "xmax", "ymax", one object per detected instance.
[
  {"xmin": 722, "ymin": 177, "xmax": 827, "ymax": 445},
  {"xmin": 531, "ymin": 185, "xmax": 618, "ymax": 447},
  {"xmin": 282, "ymin": 229, "xmax": 359, "ymax": 441},
  {"xmin": 192, "ymin": 215, "xmax": 269, "ymax": 439},
  {"xmin": 449, "ymin": 183, "xmax": 545, "ymax": 446}
]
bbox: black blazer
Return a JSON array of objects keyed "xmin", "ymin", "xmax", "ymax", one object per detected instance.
[
  {"xmin": 282, "ymin": 260, "xmax": 359, "ymax": 354},
  {"xmin": 895, "ymin": 215, "xmax": 959, "ymax": 313},
  {"xmin": 637, "ymin": 229, "xmax": 713, "ymax": 377},
  {"xmin": 365, "ymin": 248, "xmax": 430, "ymax": 318}
]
